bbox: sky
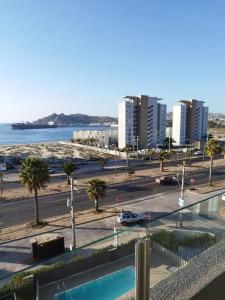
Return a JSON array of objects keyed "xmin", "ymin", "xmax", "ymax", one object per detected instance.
[{"xmin": 0, "ymin": 0, "xmax": 225, "ymax": 122}]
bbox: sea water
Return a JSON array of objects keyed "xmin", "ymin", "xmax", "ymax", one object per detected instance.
[{"xmin": 0, "ymin": 124, "xmax": 111, "ymax": 145}]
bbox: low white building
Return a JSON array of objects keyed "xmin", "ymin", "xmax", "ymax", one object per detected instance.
[{"xmin": 73, "ymin": 129, "xmax": 118, "ymax": 148}]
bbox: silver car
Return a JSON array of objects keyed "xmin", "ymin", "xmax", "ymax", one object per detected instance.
[{"xmin": 117, "ymin": 212, "xmax": 144, "ymax": 225}]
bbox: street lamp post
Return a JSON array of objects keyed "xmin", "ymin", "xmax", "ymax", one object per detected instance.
[
  {"xmin": 113, "ymin": 144, "xmax": 117, "ymax": 176},
  {"xmin": 67, "ymin": 176, "xmax": 78, "ymax": 250},
  {"xmin": 174, "ymin": 161, "xmax": 185, "ymax": 227},
  {"xmin": 136, "ymin": 136, "xmax": 139, "ymax": 158},
  {"xmin": 179, "ymin": 161, "xmax": 185, "ymax": 227},
  {"xmin": 203, "ymin": 132, "xmax": 209, "ymax": 166},
  {"xmin": 168, "ymin": 127, "xmax": 172, "ymax": 151},
  {"xmin": 186, "ymin": 139, "xmax": 192, "ymax": 167}
]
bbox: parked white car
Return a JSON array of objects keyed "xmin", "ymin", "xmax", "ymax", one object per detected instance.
[
  {"xmin": 194, "ymin": 150, "xmax": 203, "ymax": 156},
  {"xmin": 222, "ymin": 193, "xmax": 225, "ymax": 201},
  {"xmin": 117, "ymin": 212, "xmax": 145, "ymax": 225}
]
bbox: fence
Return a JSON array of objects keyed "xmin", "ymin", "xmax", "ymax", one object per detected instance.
[
  {"xmin": 60, "ymin": 142, "xmax": 128, "ymax": 158},
  {"xmin": 152, "ymin": 241, "xmax": 188, "ymax": 268}
]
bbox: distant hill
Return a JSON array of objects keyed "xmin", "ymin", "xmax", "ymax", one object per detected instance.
[{"xmin": 33, "ymin": 113, "xmax": 118, "ymax": 126}]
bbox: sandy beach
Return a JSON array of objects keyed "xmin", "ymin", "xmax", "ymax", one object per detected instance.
[{"xmin": 0, "ymin": 141, "xmax": 82, "ymax": 162}]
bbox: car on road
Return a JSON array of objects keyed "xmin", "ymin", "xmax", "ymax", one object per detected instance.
[
  {"xmin": 194, "ymin": 150, "xmax": 203, "ymax": 156},
  {"xmin": 142, "ymin": 156, "xmax": 150, "ymax": 161},
  {"xmin": 117, "ymin": 211, "xmax": 145, "ymax": 225},
  {"xmin": 155, "ymin": 176, "xmax": 176, "ymax": 185},
  {"xmin": 48, "ymin": 168, "xmax": 56, "ymax": 174}
]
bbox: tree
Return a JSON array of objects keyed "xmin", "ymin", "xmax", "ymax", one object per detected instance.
[
  {"xmin": 164, "ymin": 137, "xmax": 176, "ymax": 149},
  {"xmin": 19, "ymin": 157, "xmax": 49, "ymax": 225},
  {"xmin": 89, "ymin": 138, "xmax": 97, "ymax": 146},
  {"xmin": 146, "ymin": 148, "xmax": 156, "ymax": 160},
  {"xmin": 63, "ymin": 161, "xmax": 77, "ymax": 185},
  {"xmin": 127, "ymin": 168, "xmax": 135, "ymax": 180},
  {"xmin": 98, "ymin": 157, "xmax": 108, "ymax": 170},
  {"xmin": 87, "ymin": 178, "xmax": 106, "ymax": 212},
  {"xmin": 204, "ymin": 139, "xmax": 222, "ymax": 186},
  {"xmin": 157, "ymin": 150, "xmax": 172, "ymax": 172},
  {"xmin": 122, "ymin": 145, "xmax": 133, "ymax": 174}
]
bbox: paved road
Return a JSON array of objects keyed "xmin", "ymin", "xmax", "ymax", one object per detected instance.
[
  {"xmin": 3, "ymin": 154, "xmax": 219, "ymax": 185},
  {"xmin": 0, "ymin": 164, "xmax": 225, "ymax": 227}
]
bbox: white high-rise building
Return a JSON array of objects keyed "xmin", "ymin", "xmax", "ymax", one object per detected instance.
[
  {"xmin": 118, "ymin": 99, "xmax": 135, "ymax": 149},
  {"xmin": 118, "ymin": 95, "xmax": 166, "ymax": 149},
  {"xmin": 172, "ymin": 99, "xmax": 209, "ymax": 145},
  {"xmin": 172, "ymin": 102, "xmax": 187, "ymax": 145}
]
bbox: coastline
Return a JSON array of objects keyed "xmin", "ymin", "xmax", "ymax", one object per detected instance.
[{"xmin": 0, "ymin": 123, "xmax": 115, "ymax": 146}]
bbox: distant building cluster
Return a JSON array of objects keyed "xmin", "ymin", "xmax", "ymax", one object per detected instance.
[
  {"xmin": 118, "ymin": 95, "xmax": 209, "ymax": 149},
  {"xmin": 118, "ymin": 95, "xmax": 166, "ymax": 149},
  {"xmin": 72, "ymin": 95, "xmax": 209, "ymax": 150},
  {"xmin": 172, "ymin": 99, "xmax": 208, "ymax": 145}
]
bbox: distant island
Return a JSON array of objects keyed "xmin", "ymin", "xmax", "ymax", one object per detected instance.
[{"xmin": 32, "ymin": 113, "xmax": 118, "ymax": 126}]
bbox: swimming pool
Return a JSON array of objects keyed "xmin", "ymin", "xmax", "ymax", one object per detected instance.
[{"xmin": 54, "ymin": 266, "xmax": 135, "ymax": 300}]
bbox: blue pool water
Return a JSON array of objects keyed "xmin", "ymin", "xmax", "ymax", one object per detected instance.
[{"xmin": 54, "ymin": 266, "xmax": 135, "ymax": 300}]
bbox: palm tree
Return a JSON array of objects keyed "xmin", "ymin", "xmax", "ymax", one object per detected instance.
[
  {"xmin": 204, "ymin": 139, "xmax": 222, "ymax": 186},
  {"xmin": 98, "ymin": 157, "xmax": 108, "ymax": 170},
  {"xmin": 19, "ymin": 157, "xmax": 49, "ymax": 225},
  {"xmin": 122, "ymin": 145, "xmax": 133, "ymax": 174},
  {"xmin": 163, "ymin": 137, "xmax": 176, "ymax": 149},
  {"xmin": 63, "ymin": 161, "xmax": 77, "ymax": 185},
  {"xmin": 146, "ymin": 148, "xmax": 156, "ymax": 160},
  {"xmin": 87, "ymin": 178, "xmax": 106, "ymax": 212},
  {"xmin": 89, "ymin": 138, "xmax": 97, "ymax": 146},
  {"xmin": 157, "ymin": 150, "xmax": 171, "ymax": 172}
]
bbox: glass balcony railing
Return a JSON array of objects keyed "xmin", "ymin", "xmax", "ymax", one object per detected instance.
[{"xmin": 0, "ymin": 191, "xmax": 225, "ymax": 299}]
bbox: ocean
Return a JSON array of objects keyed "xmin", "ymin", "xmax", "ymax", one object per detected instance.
[{"xmin": 0, "ymin": 124, "xmax": 112, "ymax": 145}]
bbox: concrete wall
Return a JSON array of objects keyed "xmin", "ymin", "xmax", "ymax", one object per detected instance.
[
  {"xmin": 71, "ymin": 142, "xmax": 128, "ymax": 157},
  {"xmin": 150, "ymin": 239, "xmax": 225, "ymax": 300}
]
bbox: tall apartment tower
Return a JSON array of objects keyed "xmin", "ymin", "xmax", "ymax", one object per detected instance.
[
  {"xmin": 172, "ymin": 102, "xmax": 187, "ymax": 145},
  {"xmin": 172, "ymin": 99, "xmax": 208, "ymax": 145},
  {"xmin": 118, "ymin": 95, "xmax": 166, "ymax": 149}
]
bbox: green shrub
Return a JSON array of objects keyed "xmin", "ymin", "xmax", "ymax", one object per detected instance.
[
  {"xmin": 0, "ymin": 238, "xmax": 137, "ymax": 298},
  {"xmin": 151, "ymin": 230, "xmax": 179, "ymax": 250},
  {"xmin": 151, "ymin": 230, "xmax": 216, "ymax": 251},
  {"xmin": 69, "ymin": 255, "xmax": 85, "ymax": 263}
]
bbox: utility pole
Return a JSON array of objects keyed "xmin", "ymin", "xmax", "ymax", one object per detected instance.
[
  {"xmin": 179, "ymin": 161, "xmax": 185, "ymax": 227},
  {"xmin": 0, "ymin": 172, "xmax": 3, "ymax": 197},
  {"xmin": 189, "ymin": 139, "xmax": 192, "ymax": 167},
  {"xmin": 114, "ymin": 144, "xmax": 117, "ymax": 176},
  {"xmin": 67, "ymin": 176, "xmax": 76, "ymax": 250},
  {"xmin": 203, "ymin": 131, "xmax": 210, "ymax": 166},
  {"xmin": 168, "ymin": 128, "xmax": 171, "ymax": 151},
  {"xmin": 136, "ymin": 136, "xmax": 139, "ymax": 158}
]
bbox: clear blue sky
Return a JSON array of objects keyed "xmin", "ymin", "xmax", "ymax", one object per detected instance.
[{"xmin": 0, "ymin": 0, "xmax": 225, "ymax": 122}]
